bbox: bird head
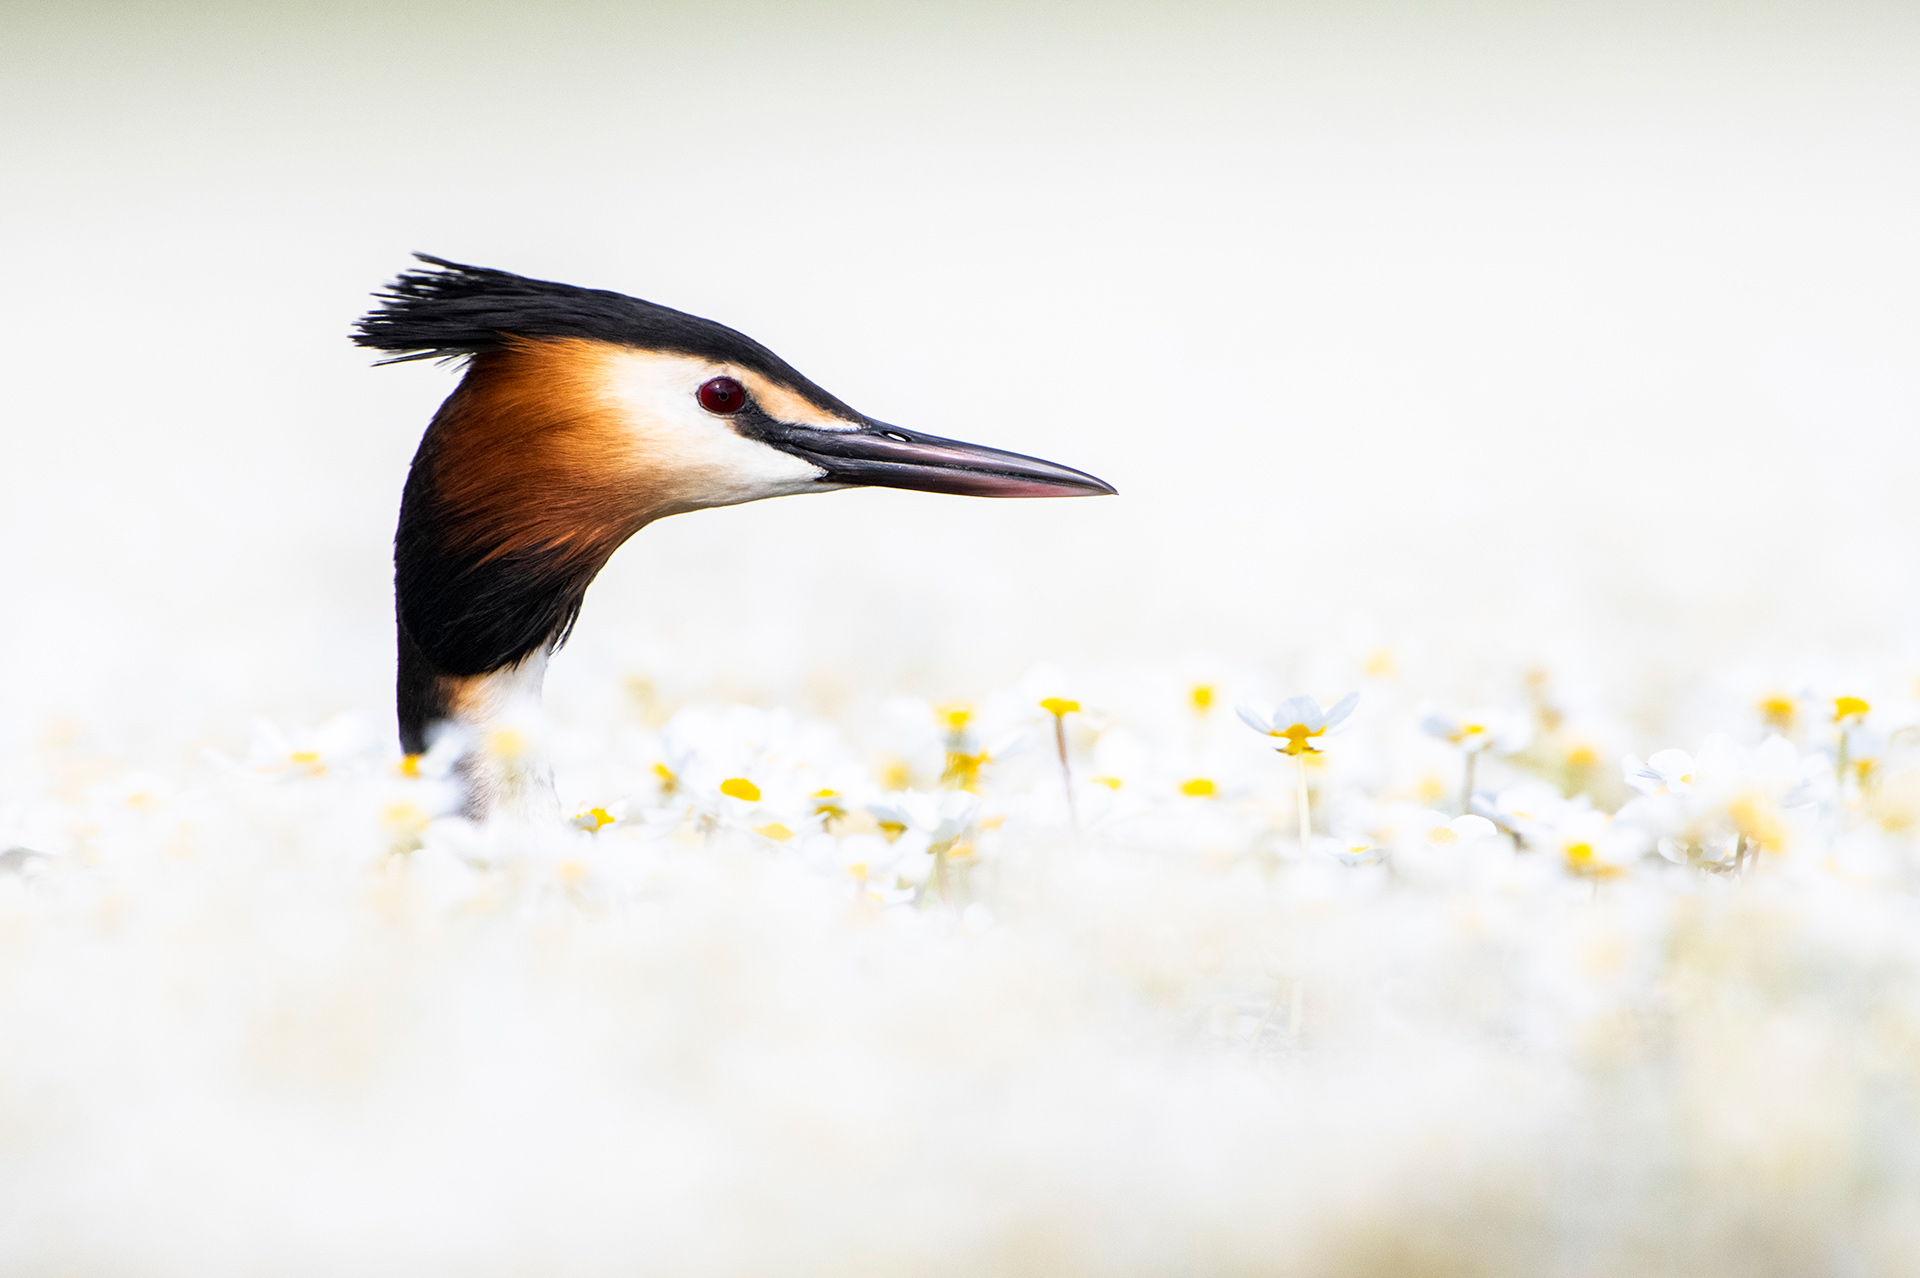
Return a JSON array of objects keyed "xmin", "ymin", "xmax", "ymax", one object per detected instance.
[{"xmin": 356, "ymin": 256, "xmax": 1114, "ymax": 691}]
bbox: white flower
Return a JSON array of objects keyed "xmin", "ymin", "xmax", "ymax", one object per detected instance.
[
  {"xmin": 1326, "ymin": 837, "xmax": 1384, "ymax": 865},
  {"xmin": 807, "ymin": 831, "xmax": 926, "ymax": 904},
  {"xmin": 1420, "ymin": 708, "xmax": 1531, "ymax": 756},
  {"xmin": 1377, "ymin": 807, "xmax": 1513, "ymax": 883},
  {"xmin": 1420, "ymin": 813, "xmax": 1501, "ymax": 846},
  {"xmin": 1475, "ymin": 783, "xmax": 1642, "ymax": 876},
  {"xmin": 1473, "ymin": 780, "xmax": 1579, "ymax": 842},
  {"xmin": 1236, "ymin": 693, "xmax": 1359, "ymax": 757},
  {"xmin": 218, "ymin": 713, "xmax": 378, "ymax": 778},
  {"xmin": 1623, "ymin": 748, "xmax": 1698, "ymax": 795},
  {"xmin": 867, "ymin": 790, "xmax": 978, "ymax": 847},
  {"xmin": 1614, "ymin": 733, "xmax": 1823, "ymax": 865},
  {"xmin": 1543, "ymin": 807, "xmax": 1644, "ymax": 879},
  {"xmin": 569, "ymin": 799, "xmax": 628, "ymax": 832},
  {"xmin": 863, "ymin": 791, "xmax": 979, "ymax": 899}
]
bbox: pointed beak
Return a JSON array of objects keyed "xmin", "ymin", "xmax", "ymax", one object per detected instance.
[{"xmin": 759, "ymin": 420, "xmax": 1117, "ymax": 499}]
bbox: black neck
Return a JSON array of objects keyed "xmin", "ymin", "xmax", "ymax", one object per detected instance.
[
  {"xmin": 392, "ymin": 407, "xmax": 597, "ymax": 753},
  {"xmin": 395, "ymin": 618, "xmax": 453, "ymax": 756}
]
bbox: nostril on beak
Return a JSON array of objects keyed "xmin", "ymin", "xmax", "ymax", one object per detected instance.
[{"xmin": 878, "ymin": 430, "xmax": 912, "ymax": 443}]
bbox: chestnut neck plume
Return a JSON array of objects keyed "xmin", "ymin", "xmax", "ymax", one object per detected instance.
[{"xmin": 355, "ymin": 255, "xmax": 1115, "ymax": 818}]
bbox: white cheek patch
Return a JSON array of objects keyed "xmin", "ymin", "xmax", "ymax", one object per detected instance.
[{"xmin": 599, "ymin": 351, "xmax": 830, "ymax": 514}]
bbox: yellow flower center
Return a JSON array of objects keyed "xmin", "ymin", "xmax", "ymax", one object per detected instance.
[
  {"xmin": 754, "ymin": 822, "xmax": 793, "ymax": 842},
  {"xmin": 1040, "ymin": 697, "xmax": 1080, "ymax": 718},
  {"xmin": 1179, "ymin": 777, "xmax": 1217, "ymax": 798},
  {"xmin": 1728, "ymin": 794, "xmax": 1784, "ymax": 852},
  {"xmin": 1189, "ymin": 685, "xmax": 1215, "ymax": 713},
  {"xmin": 1271, "ymin": 724, "xmax": 1322, "ymax": 756},
  {"xmin": 942, "ymin": 751, "xmax": 989, "ymax": 792},
  {"xmin": 1835, "ymin": 696, "xmax": 1870, "ymax": 722},
  {"xmin": 1562, "ymin": 842, "xmax": 1627, "ymax": 879},
  {"xmin": 720, "ymin": 777, "xmax": 761, "ymax": 802},
  {"xmin": 381, "ymin": 802, "xmax": 427, "ymax": 832}
]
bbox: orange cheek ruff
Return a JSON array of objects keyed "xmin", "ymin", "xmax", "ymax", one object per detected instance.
[{"xmin": 394, "ymin": 338, "xmax": 650, "ymax": 691}]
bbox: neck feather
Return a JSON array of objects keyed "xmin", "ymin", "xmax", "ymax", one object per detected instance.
[
  {"xmin": 394, "ymin": 339, "xmax": 641, "ymax": 819},
  {"xmin": 400, "ymin": 638, "xmax": 558, "ymax": 820},
  {"xmin": 395, "ymin": 339, "xmax": 646, "ymax": 680}
]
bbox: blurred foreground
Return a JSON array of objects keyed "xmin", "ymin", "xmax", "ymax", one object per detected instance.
[{"xmin": 6, "ymin": 646, "xmax": 1920, "ymax": 1274}]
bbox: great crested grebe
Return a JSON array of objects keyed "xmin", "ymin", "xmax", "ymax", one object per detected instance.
[{"xmin": 354, "ymin": 255, "xmax": 1113, "ymax": 819}]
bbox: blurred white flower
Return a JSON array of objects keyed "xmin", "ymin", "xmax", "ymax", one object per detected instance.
[
  {"xmin": 1615, "ymin": 733, "xmax": 1823, "ymax": 867},
  {"xmin": 1623, "ymin": 747, "xmax": 1698, "ymax": 796},
  {"xmin": 868, "ymin": 790, "xmax": 979, "ymax": 904},
  {"xmin": 1236, "ymin": 693, "xmax": 1359, "ymax": 757},
  {"xmin": 215, "ymin": 713, "xmax": 378, "ymax": 778},
  {"xmin": 1378, "ymin": 807, "xmax": 1512, "ymax": 884},
  {"xmin": 569, "ymin": 800, "xmax": 627, "ymax": 832},
  {"xmin": 1474, "ymin": 780, "xmax": 1578, "ymax": 841},
  {"xmin": 867, "ymin": 790, "xmax": 978, "ymax": 849},
  {"xmin": 1326, "ymin": 837, "xmax": 1384, "ymax": 865},
  {"xmin": 1422, "ymin": 813, "xmax": 1501, "ymax": 846},
  {"xmin": 1544, "ymin": 807, "xmax": 1644, "ymax": 879},
  {"xmin": 1421, "ymin": 708, "xmax": 1531, "ymax": 756},
  {"xmin": 1423, "ymin": 706, "xmax": 1529, "ymax": 815}
]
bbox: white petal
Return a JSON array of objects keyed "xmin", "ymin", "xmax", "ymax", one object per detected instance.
[
  {"xmin": 1449, "ymin": 815, "xmax": 1498, "ymax": 840},
  {"xmin": 1276, "ymin": 695, "xmax": 1320, "ymax": 729},
  {"xmin": 1236, "ymin": 703, "xmax": 1274, "ymax": 734},
  {"xmin": 1694, "ymin": 735, "xmax": 1741, "ymax": 781},
  {"xmin": 1752, "ymin": 733, "xmax": 1799, "ymax": 781},
  {"xmin": 1646, "ymin": 748, "xmax": 1696, "ymax": 785}
]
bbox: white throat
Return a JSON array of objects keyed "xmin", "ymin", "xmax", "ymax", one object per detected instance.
[{"xmin": 435, "ymin": 650, "xmax": 560, "ymax": 822}]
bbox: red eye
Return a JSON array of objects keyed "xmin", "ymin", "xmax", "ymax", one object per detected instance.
[{"xmin": 697, "ymin": 376, "xmax": 747, "ymax": 415}]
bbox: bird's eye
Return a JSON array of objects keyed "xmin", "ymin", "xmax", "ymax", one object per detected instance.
[{"xmin": 697, "ymin": 376, "xmax": 747, "ymax": 415}]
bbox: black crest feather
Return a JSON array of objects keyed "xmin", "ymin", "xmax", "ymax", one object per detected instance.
[{"xmin": 352, "ymin": 254, "xmax": 854, "ymax": 415}]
